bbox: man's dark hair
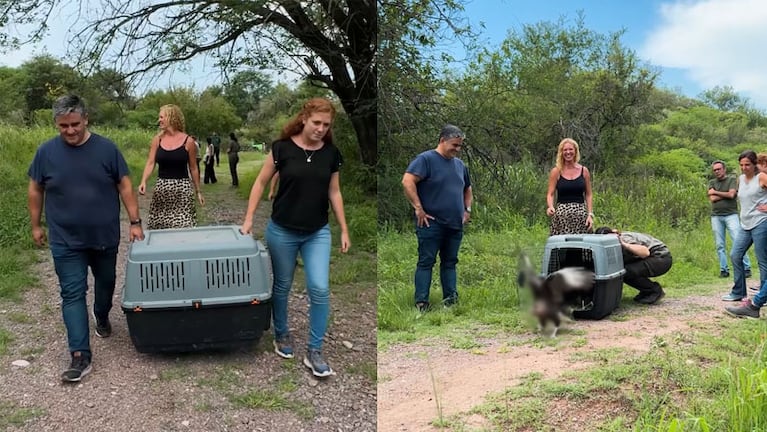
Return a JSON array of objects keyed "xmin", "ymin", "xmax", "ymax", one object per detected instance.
[
  {"xmin": 712, "ymin": 160, "xmax": 726, "ymax": 169},
  {"xmin": 52, "ymin": 95, "xmax": 87, "ymax": 120},
  {"xmin": 439, "ymin": 124, "xmax": 464, "ymax": 141}
]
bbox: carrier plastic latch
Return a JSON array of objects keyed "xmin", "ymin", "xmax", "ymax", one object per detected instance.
[{"xmin": 193, "ymin": 300, "xmax": 202, "ymax": 309}]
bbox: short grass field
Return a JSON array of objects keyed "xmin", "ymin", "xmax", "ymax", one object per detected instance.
[{"xmin": 378, "ymin": 219, "xmax": 767, "ymax": 431}]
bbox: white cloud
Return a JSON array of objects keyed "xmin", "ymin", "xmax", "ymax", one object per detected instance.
[{"xmin": 640, "ymin": 0, "xmax": 767, "ymax": 108}]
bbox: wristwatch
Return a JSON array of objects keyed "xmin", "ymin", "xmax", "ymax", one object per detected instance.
[{"xmin": 130, "ymin": 218, "xmax": 142, "ymax": 226}]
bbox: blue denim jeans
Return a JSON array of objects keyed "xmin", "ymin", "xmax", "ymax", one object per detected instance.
[
  {"xmin": 711, "ymin": 214, "xmax": 751, "ymax": 272},
  {"xmin": 50, "ymin": 245, "xmax": 118, "ymax": 358},
  {"xmin": 729, "ymin": 221, "xmax": 767, "ymax": 298},
  {"xmin": 414, "ymin": 222, "xmax": 464, "ymax": 304},
  {"xmin": 265, "ymin": 221, "xmax": 331, "ymax": 350}
]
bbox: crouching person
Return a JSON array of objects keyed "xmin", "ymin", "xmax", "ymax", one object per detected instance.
[{"xmin": 594, "ymin": 226, "xmax": 672, "ymax": 305}]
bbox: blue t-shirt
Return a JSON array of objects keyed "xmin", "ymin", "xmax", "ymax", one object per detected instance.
[
  {"xmin": 406, "ymin": 149, "xmax": 471, "ymax": 230},
  {"xmin": 28, "ymin": 133, "xmax": 130, "ymax": 249}
]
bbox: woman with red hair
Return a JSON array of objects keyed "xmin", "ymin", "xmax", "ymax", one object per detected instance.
[{"xmin": 241, "ymin": 98, "xmax": 351, "ymax": 377}]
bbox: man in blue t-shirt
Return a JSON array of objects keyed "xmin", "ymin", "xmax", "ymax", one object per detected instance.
[
  {"xmin": 27, "ymin": 95, "xmax": 144, "ymax": 383},
  {"xmin": 402, "ymin": 124, "xmax": 473, "ymax": 312}
]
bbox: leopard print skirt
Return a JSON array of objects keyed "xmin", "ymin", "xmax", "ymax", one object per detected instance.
[
  {"xmin": 147, "ymin": 178, "xmax": 196, "ymax": 230},
  {"xmin": 549, "ymin": 202, "xmax": 590, "ymax": 236}
]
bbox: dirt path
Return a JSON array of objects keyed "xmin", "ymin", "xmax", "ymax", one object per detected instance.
[
  {"xmin": 1, "ymin": 166, "xmax": 376, "ymax": 431},
  {"xmin": 377, "ymin": 292, "xmax": 731, "ymax": 432}
]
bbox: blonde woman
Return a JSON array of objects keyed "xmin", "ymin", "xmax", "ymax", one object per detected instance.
[
  {"xmin": 138, "ymin": 104, "xmax": 204, "ymax": 229},
  {"xmin": 545, "ymin": 138, "xmax": 593, "ymax": 235}
]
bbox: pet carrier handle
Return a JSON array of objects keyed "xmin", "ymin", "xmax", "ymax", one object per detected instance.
[{"xmin": 564, "ymin": 236, "xmax": 585, "ymax": 242}]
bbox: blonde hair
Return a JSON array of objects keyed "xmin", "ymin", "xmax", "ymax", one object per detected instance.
[
  {"xmin": 555, "ymin": 138, "xmax": 581, "ymax": 172},
  {"xmin": 757, "ymin": 153, "xmax": 767, "ymax": 167},
  {"xmin": 160, "ymin": 104, "xmax": 186, "ymax": 133}
]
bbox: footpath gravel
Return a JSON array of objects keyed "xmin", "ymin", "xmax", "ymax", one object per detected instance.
[{"xmin": 1, "ymin": 188, "xmax": 376, "ymax": 432}]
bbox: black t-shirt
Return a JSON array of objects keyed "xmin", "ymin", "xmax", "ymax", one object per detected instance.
[{"xmin": 271, "ymin": 138, "xmax": 343, "ymax": 232}]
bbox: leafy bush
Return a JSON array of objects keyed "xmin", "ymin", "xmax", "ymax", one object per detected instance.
[{"xmin": 634, "ymin": 148, "xmax": 706, "ymax": 183}]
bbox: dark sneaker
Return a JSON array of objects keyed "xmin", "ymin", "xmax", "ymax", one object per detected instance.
[
  {"xmin": 92, "ymin": 310, "xmax": 112, "ymax": 338},
  {"xmin": 722, "ymin": 293, "xmax": 744, "ymax": 302},
  {"xmin": 273, "ymin": 335, "xmax": 294, "ymax": 359},
  {"xmin": 416, "ymin": 302, "xmax": 429, "ymax": 312},
  {"xmin": 633, "ymin": 291, "xmax": 654, "ymax": 303},
  {"xmin": 746, "ymin": 269, "xmax": 752, "ymax": 279},
  {"xmin": 725, "ymin": 301, "xmax": 760, "ymax": 319},
  {"xmin": 720, "ymin": 270, "xmax": 730, "ymax": 278},
  {"xmin": 635, "ymin": 288, "xmax": 665, "ymax": 305},
  {"xmin": 443, "ymin": 297, "xmax": 458, "ymax": 307},
  {"xmin": 303, "ymin": 349, "xmax": 333, "ymax": 377},
  {"xmin": 61, "ymin": 352, "xmax": 92, "ymax": 382}
]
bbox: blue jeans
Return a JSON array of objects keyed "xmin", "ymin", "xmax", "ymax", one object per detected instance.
[
  {"xmin": 729, "ymin": 221, "xmax": 767, "ymax": 298},
  {"xmin": 414, "ymin": 222, "xmax": 464, "ymax": 304},
  {"xmin": 265, "ymin": 221, "xmax": 331, "ymax": 350},
  {"xmin": 50, "ymin": 245, "xmax": 118, "ymax": 358},
  {"xmin": 711, "ymin": 214, "xmax": 751, "ymax": 272}
]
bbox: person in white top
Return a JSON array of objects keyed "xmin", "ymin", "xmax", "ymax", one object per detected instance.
[{"xmin": 722, "ymin": 150, "xmax": 767, "ymax": 305}]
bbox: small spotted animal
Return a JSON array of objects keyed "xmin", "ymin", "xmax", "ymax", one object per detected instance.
[{"xmin": 517, "ymin": 254, "xmax": 595, "ymax": 337}]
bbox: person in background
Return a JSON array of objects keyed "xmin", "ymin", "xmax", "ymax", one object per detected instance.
[
  {"xmin": 192, "ymin": 135, "xmax": 202, "ymax": 183},
  {"xmin": 27, "ymin": 94, "xmax": 144, "ymax": 382},
  {"xmin": 594, "ymin": 226, "xmax": 671, "ymax": 305},
  {"xmin": 138, "ymin": 104, "xmax": 204, "ymax": 229},
  {"xmin": 241, "ymin": 98, "xmax": 350, "ymax": 378},
  {"xmin": 546, "ymin": 138, "xmax": 594, "ymax": 235},
  {"xmin": 708, "ymin": 160, "xmax": 752, "ymax": 279},
  {"xmin": 402, "ymin": 124, "xmax": 472, "ymax": 312},
  {"xmin": 210, "ymin": 131, "xmax": 221, "ymax": 166},
  {"xmin": 722, "ymin": 150, "xmax": 767, "ymax": 303},
  {"xmin": 228, "ymin": 132, "xmax": 241, "ymax": 187},
  {"xmin": 203, "ymin": 136, "xmax": 217, "ymax": 184}
]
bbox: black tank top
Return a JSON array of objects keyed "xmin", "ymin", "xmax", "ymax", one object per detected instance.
[
  {"xmin": 156, "ymin": 136, "xmax": 190, "ymax": 179},
  {"xmin": 556, "ymin": 167, "xmax": 585, "ymax": 204}
]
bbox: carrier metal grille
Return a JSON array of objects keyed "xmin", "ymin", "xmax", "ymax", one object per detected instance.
[
  {"xmin": 547, "ymin": 248, "xmax": 595, "ymax": 274},
  {"xmin": 139, "ymin": 262, "xmax": 186, "ymax": 293},
  {"xmin": 205, "ymin": 258, "xmax": 252, "ymax": 290}
]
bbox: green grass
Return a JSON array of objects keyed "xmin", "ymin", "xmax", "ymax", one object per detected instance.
[
  {"xmin": 0, "ymin": 328, "xmax": 14, "ymax": 355},
  {"xmin": 0, "ymin": 400, "xmax": 44, "ymax": 429},
  {"xmin": 347, "ymin": 360, "xmax": 377, "ymax": 382},
  {"xmin": 377, "ymin": 170, "xmax": 765, "ymax": 430},
  {"xmin": 231, "ymin": 388, "xmax": 314, "ymax": 419},
  {"xmin": 449, "ymin": 317, "xmax": 767, "ymax": 431}
]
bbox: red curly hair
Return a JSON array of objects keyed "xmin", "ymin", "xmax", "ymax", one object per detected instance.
[{"xmin": 279, "ymin": 98, "xmax": 336, "ymax": 145}]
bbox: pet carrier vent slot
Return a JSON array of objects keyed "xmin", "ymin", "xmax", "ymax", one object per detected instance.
[
  {"xmin": 205, "ymin": 258, "xmax": 252, "ymax": 290},
  {"xmin": 139, "ymin": 262, "xmax": 186, "ymax": 293},
  {"xmin": 606, "ymin": 246, "xmax": 619, "ymax": 266}
]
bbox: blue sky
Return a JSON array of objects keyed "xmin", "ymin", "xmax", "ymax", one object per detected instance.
[
  {"xmin": 3, "ymin": 0, "xmax": 766, "ymax": 108},
  {"xmin": 0, "ymin": 6, "xmax": 298, "ymax": 94},
  {"xmin": 461, "ymin": 0, "xmax": 767, "ymax": 110}
]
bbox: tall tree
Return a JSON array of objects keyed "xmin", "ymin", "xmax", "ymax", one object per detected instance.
[
  {"xmin": 222, "ymin": 70, "xmax": 274, "ymax": 122},
  {"xmin": 378, "ymin": 0, "xmax": 475, "ymax": 223},
  {"xmin": 19, "ymin": 55, "xmax": 82, "ymax": 113},
  {"xmin": 1, "ymin": 0, "xmax": 377, "ymax": 165}
]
